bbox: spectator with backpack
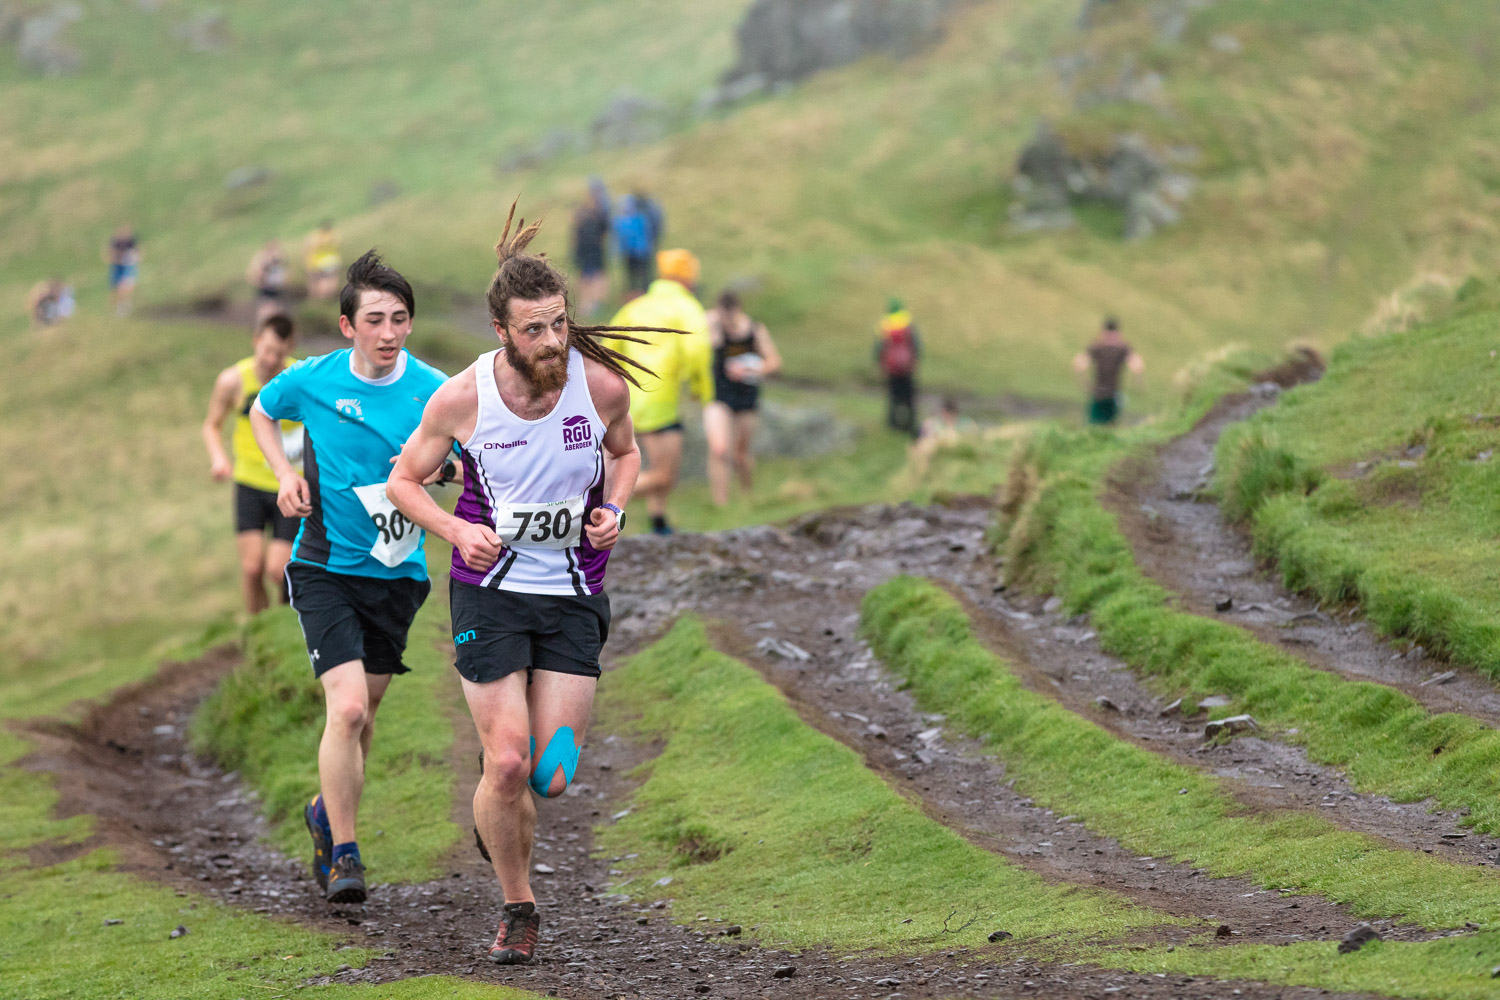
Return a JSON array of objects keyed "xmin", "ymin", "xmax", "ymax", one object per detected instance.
[
  {"xmin": 875, "ymin": 298, "xmax": 921, "ymax": 436},
  {"xmin": 613, "ymin": 193, "xmax": 661, "ymax": 294}
]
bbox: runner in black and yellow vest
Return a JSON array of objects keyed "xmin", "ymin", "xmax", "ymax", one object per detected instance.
[{"xmin": 201, "ymin": 313, "xmax": 303, "ymax": 613}]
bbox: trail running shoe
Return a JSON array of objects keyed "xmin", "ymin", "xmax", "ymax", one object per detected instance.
[
  {"xmin": 304, "ymin": 797, "xmax": 331, "ymax": 891},
  {"xmin": 326, "ymin": 855, "xmax": 367, "ymax": 904},
  {"xmin": 489, "ymin": 901, "xmax": 540, "ymax": 964}
]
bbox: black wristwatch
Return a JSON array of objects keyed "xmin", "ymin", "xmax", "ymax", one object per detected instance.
[
  {"xmin": 438, "ymin": 459, "xmax": 457, "ymax": 486},
  {"xmin": 602, "ymin": 502, "xmax": 626, "ymax": 531}
]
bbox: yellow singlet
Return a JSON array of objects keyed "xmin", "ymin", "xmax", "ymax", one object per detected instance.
[{"xmin": 232, "ymin": 357, "xmax": 301, "ymax": 493}]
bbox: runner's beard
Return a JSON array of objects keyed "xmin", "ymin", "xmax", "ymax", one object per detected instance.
[{"xmin": 502, "ymin": 333, "xmax": 570, "ymax": 393}]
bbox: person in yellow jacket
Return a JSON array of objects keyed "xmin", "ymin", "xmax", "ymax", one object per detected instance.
[
  {"xmin": 201, "ymin": 313, "xmax": 303, "ymax": 612},
  {"xmin": 607, "ymin": 248, "xmax": 712, "ymax": 534}
]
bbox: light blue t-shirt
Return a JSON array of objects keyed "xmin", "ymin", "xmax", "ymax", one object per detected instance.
[{"xmin": 255, "ymin": 349, "xmax": 447, "ymax": 581}]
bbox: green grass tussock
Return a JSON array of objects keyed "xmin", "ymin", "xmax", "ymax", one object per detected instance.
[
  {"xmin": 192, "ymin": 606, "xmax": 459, "ymax": 883},
  {"xmin": 861, "ymin": 577, "xmax": 1500, "ymax": 929},
  {"xmin": 1215, "ymin": 424, "xmax": 1322, "ymax": 524},
  {"xmin": 1101, "ymin": 929, "xmax": 1500, "ymax": 1000},
  {"xmin": 0, "ymin": 851, "xmax": 374, "ymax": 1000},
  {"xmin": 596, "ymin": 618, "xmax": 1176, "ymax": 952},
  {"xmin": 993, "ymin": 354, "xmax": 1500, "ymax": 835},
  {"xmin": 1217, "ymin": 305, "xmax": 1500, "ymax": 678}
]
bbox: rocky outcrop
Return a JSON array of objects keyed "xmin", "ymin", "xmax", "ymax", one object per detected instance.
[
  {"xmin": 13, "ymin": 2, "xmax": 84, "ymax": 76},
  {"xmin": 1010, "ymin": 0, "xmax": 1221, "ymax": 239},
  {"xmin": 1010, "ymin": 122, "xmax": 1194, "ymax": 240},
  {"xmin": 719, "ymin": 0, "xmax": 954, "ymax": 94}
]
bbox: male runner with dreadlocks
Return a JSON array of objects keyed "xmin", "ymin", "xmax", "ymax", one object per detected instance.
[{"xmin": 389, "ymin": 205, "xmax": 676, "ymax": 965}]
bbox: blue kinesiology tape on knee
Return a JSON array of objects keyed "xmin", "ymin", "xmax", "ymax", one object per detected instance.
[{"xmin": 529, "ymin": 726, "xmax": 581, "ymax": 798}]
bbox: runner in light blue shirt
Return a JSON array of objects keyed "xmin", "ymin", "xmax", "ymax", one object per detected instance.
[{"xmin": 249, "ymin": 250, "xmax": 450, "ymax": 907}]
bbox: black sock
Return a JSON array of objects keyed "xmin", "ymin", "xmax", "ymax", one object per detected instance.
[{"xmin": 651, "ymin": 515, "xmax": 668, "ymax": 532}]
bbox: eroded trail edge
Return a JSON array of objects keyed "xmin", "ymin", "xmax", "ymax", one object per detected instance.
[
  {"xmin": 15, "ymin": 498, "xmax": 1446, "ymax": 999},
  {"xmin": 1107, "ymin": 386, "xmax": 1500, "ymax": 731}
]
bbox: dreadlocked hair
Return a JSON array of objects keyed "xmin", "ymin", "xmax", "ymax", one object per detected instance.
[{"xmin": 487, "ymin": 200, "xmax": 688, "ymax": 389}]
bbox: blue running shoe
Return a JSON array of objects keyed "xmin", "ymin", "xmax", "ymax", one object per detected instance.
[
  {"xmin": 326, "ymin": 854, "xmax": 367, "ymax": 904},
  {"xmin": 304, "ymin": 797, "xmax": 332, "ymax": 891}
]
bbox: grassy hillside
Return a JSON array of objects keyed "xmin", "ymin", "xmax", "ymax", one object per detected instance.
[
  {"xmin": 9, "ymin": 0, "xmax": 1500, "ymax": 410},
  {"xmin": 1218, "ymin": 289, "xmax": 1500, "ymax": 675}
]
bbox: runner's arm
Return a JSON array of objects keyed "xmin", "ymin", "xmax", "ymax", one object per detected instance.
[
  {"xmin": 249, "ymin": 400, "xmax": 311, "ymax": 518},
  {"xmin": 388, "ymin": 379, "xmax": 501, "ymax": 570},
  {"xmin": 752, "ymin": 323, "xmax": 782, "ymax": 376},
  {"xmin": 201, "ymin": 366, "xmax": 239, "ymax": 481},
  {"xmin": 586, "ymin": 368, "xmax": 640, "ymax": 550}
]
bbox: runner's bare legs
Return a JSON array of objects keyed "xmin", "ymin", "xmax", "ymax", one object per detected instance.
[
  {"xmin": 318, "ymin": 661, "xmax": 392, "ymax": 844},
  {"xmin": 636, "ymin": 430, "xmax": 683, "ymax": 521},
  {"xmin": 465, "ymin": 670, "xmax": 596, "ymax": 902},
  {"xmin": 732, "ymin": 410, "xmax": 758, "ymax": 493}
]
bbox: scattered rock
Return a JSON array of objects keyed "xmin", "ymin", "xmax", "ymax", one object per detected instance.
[
  {"xmin": 367, "ymin": 180, "xmax": 401, "ymax": 206},
  {"xmin": 16, "ymin": 2, "xmax": 84, "ymax": 76},
  {"xmin": 1159, "ymin": 698, "xmax": 1183, "ymax": 717},
  {"xmin": 174, "ymin": 10, "xmax": 229, "ymax": 52},
  {"xmin": 756, "ymin": 636, "xmax": 812, "ymax": 662},
  {"xmin": 1010, "ymin": 123, "xmax": 1194, "ymax": 240},
  {"xmin": 102, "ymin": 918, "xmax": 123, "ymax": 926},
  {"xmin": 722, "ymin": 0, "xmax": 954, "ymax": 91},
  {"xmin": 722, "ymin": 924, "xmax": 742, "ymax": 936},
  {"xmin": 1043, "ymin": 596, "xmax": 1064, "ymax": 614},
  {"xmin": 1210, "ymin": 33, "xmax": 1242, "ymax": 54},
  {"xmin": 987, "ymin": 929, "xmax": 1013, "ymax": 942},
  {"xmin": 224, "ymin": 166, "xmax": 271, "ymax": 191},
  {"xmin": 533, "ymin": 863, "xmax": 555, "ymax": 874},
  {"xmin": 169, "ymin": 924, "xmax": 189, "ymax": 939},
  {"xmin": 1420, "ymin": 670, "xmax": 1457, "ymax": 687},
  {"xmin": 1197, "ymin": 695, "xmax": 1231, "ymax": 709},
  {"xmin": 772, "ymin": 965, "xmax": 797, "ymax": 978},
  {"xmin": 591, "ymin": 91, "xmax": 671, "ymax": 149},
  {"xmin": 874, "ymin": 977, "xmax": 901, "ymax": 987},
  {"xmin": 1094, "ymin": 695, "xmax": 1120, "ymax": 712},
  {"xmin": 1214, "ymin": 596, "xmax": 1233, "ymax": 612},
  {"xmin": 865, "ymin": 723, "xmax": 889, "ymax": 740},
  {"xmin": 1215, "ymin": 923, "xmax": 1232, "ymax": 938},
  {"xmin": 496, "ymin": 128, "xmax": 583, "ymax": 173},
  {"xmin": 1204, "ymin": 714, "xmax": 1259, "ymax": 738},
  {"xmin": 1338, "ymin": 923, "xmax": 1381, "ymax": 954}
]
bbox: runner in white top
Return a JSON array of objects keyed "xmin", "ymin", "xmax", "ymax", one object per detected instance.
[
  {"xmin": 444, "ymin": 345, "xmax": 611, "ymax": 596},
  {"xmin": 388, "ymin": 205, "xmax": 681, "ymax": 966}
]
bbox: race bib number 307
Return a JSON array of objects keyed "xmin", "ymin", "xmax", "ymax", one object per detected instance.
[
  {"xmin": 353, "ymin": 483, "xmax": 421, "ymax": 568},
  {"xmin": 494, "ymin": 495, "xmax": 586, "ymax": 550}
]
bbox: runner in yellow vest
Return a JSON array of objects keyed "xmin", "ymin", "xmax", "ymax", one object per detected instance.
[
  {"xmin": 607, "ymin": 248, "xmax": 712, "ymax": 534},
  {"xmin": 201, "ymin": 313, "xmax": 303, "ymax": 612}
]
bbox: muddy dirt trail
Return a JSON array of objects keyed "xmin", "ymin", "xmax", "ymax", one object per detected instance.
[
  {"xmin": 20, "ymin": 623, "xmax": 1384, "ymax": 1000},
  {"xmin": 1107, "ymin": 384, "xmax": 1500, "ymax": 730},
  {"xmin": 25, "ymin": 494, "xmax": 1482, "ymax": 998}
]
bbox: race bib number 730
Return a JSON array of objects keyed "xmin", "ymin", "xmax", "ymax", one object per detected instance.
[
  {"xmin": 494, "ymin": 494, "xmax": 586, "ymax": 550},
  {"xmin": 352, "ymin": 483, "xmax": 421, "ymax": 568}
]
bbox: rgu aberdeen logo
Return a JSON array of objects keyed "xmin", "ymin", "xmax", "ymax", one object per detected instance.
[{"xmin": 561, "ymin": 414, "xmax": 593, "ymax": 451}]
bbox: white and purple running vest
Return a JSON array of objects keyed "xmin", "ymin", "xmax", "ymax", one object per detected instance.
[{"xmin": 451, "ymin": 348, "xmax": 610, "ymax": 596}]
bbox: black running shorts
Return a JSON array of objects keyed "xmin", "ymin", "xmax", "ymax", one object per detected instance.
[
  {"xmin": 234, "ymin": 482, "xmax": 300, "ymax": 541},
  {"xmin": 449, "ymin": 579, "xmax": 610, "ymax": 684},
  {"xmin": 286, "ymin": 562, "xmax": 431, "ymax": 677}
]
